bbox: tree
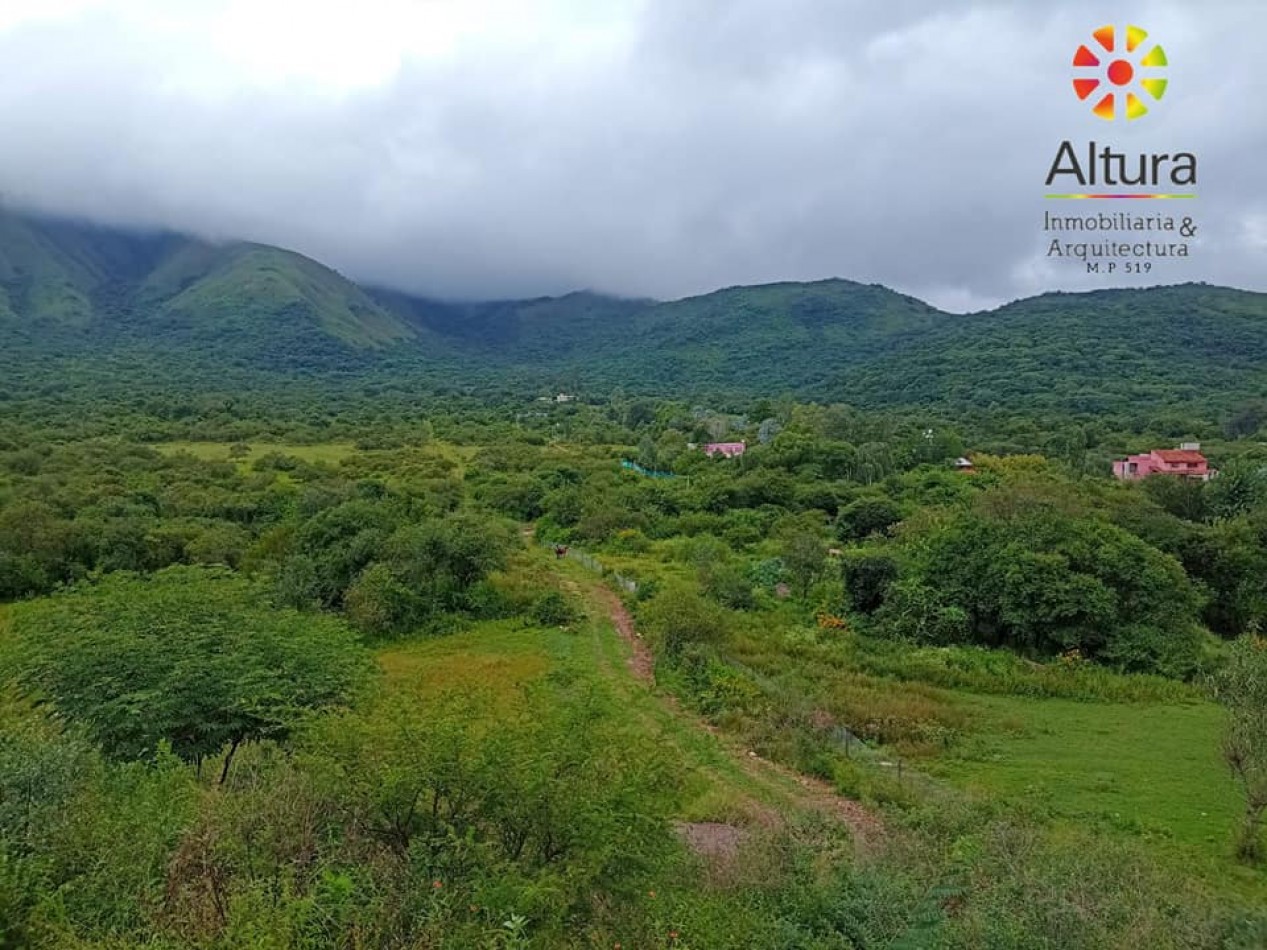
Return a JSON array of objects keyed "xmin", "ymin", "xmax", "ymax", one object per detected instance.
[
  {"xmin": 1212, "ymin": 637, "xmax": 1267, "ymax": 862},
  {"xmin": 187, "ymin": 522, "xmax": 252, "ymax": 568},
  {"xmin": 893, "ymin": 495, "xmax": 1206, "ymax": 675},
  {"xmin": 841, "ymin": 550, "xmax": 899, "ymax": 613},
  {"xmin": 281, "ymin": 499, "xmax": 405, "ymax": 608},
  {"xmin": 9, "ymin": 567, "xmax": 370, "ymax": 781},
  {"xmin": 1141, "ymin": 475, "xmax": 1209, "ymax": 524},
  {"xmin": 874, "ymin": 577, "xmax": 969, "ymax": 645},
  {"xmin": 641, "ymin": 585, "xmax": 728, "ymax": 658},
  {"xmin": 344, "ymin": 562, "xmax": 413, "ymax": 635},
  {"xmin": 380, "ymin": 515, "xmax": 511, "ymax": 615},
  {"xmin": 1207, "ymin": 463, "xmax": 1267, "ymax": 522},
  {"xmin": 1224, "ymin": 401, "xmax": 1267, "ymax": 440},
  {"xmin": 636, "ymin": 434, "xmax": 659, "ymax": 471},
  {"xmin": 1185, "ymin": 521, "xmax": 1267, "ymax": 636},
  {"xmin": 780, "ymin": 528, "xmax": 827, "ymax": 601},
  {"xmin": 699, "ymin": 560, "xmax": 756, "ymax": 610},
  {"xmin": 837, "ymin": 496, "xmax": 903, "ymax": 541}
]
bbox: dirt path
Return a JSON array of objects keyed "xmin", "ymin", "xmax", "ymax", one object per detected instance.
[
  {"xmin": 569, "ymin": 569, "xmax": 886, "ymax": 853},
  {"xmin": 590, "ymin": 583, "xmax": 657, "ymax": 683}
]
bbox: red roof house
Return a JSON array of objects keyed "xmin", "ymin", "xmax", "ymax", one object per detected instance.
[
  {"xmin": 703, "ymin": 441, "xmax": 746, "ymax": 459},
  {"xmin": 1113, "ymin": 444, "xmax": 1214, "ymax": 481}
]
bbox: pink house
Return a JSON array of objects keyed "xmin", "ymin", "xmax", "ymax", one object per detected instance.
[
  {"xmin": 703, "ymin": 441, "xmax": 746, "ymax": 459},
  {"xmin": 1113, "ymin": 444, "xmax": 1213, "ymax": 481}
]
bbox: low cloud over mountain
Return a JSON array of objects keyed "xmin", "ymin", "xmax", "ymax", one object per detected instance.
[{"xmin": 0, "ymin": 0, "xmax": 1262, "ymax": 311}]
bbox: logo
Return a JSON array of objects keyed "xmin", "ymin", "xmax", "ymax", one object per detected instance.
[
  {"xmin": 1072, "ymin": 25, "xmax": 1168, "ymax": 121},
  {"xmin": 1041, "ymin": 24, "xmax": 1198, "ymax": 275}
]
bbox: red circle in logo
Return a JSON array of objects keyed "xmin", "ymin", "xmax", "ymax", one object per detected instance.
[{"xmin": 1107, "ymin": 59, "xmax": 1134, "ymax": 86}]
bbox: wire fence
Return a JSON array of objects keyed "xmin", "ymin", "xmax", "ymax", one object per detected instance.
[{"xmin": 542, "ymin": 540, "xmax": 639, "ymax": 594}]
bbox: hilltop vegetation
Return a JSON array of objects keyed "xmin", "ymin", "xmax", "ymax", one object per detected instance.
[
  {"xmin": 4, "ymin": 207, "xmax": 1267, "ymax": 422},
  {"xmin": 0, "ymin": 208, "xmax": 415, "ymax": 368}
]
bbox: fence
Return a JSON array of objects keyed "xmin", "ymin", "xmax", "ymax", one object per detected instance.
[{"xmin": 543, "ymin": 540, "xmax": 639, "ymax": 594}]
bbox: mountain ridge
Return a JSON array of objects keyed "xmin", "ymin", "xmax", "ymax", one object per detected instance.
[
  {"xmin": 0, "ymin": 208, "xmax": 416, "ymax": 348},
  {"xmin": 2, "ymin": 206, "xmax": 1265, "ymax": 414}
]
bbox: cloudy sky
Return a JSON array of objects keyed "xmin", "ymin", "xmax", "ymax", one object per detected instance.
[{"xmin": 0, "ymin": 0, "xmax": 1262, "ymax": 311}]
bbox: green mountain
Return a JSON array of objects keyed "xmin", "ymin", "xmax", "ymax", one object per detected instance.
[
  {"xmin": 554, "ymin": 279, "xmax": 945, "ymax": 392},
  {"xmin": 379, "ymin": 279, "xmax": 1267, "ymax": 416},
  {"xmin": 3, "ymin": 207, "xmax": 1267, "ymax": 418},
  {"xmin": 0, "ymin": 211, "xmax": 177, "ymax": 326},
  {"xmin": 376, "ymin": 279, "xmax": 945, "ymax": 390},
  {"xmin": 838, "ymin": 284, "xmax": 1267, "ymax": 413},
  {"xmin": 370, "ymin": 289, "xmax": 653, "ymax": 359},
  {"xmin": 0, "ymin": 208, "xmax": 414, "ymax": 351}
]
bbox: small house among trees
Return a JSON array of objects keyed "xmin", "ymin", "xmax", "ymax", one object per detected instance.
[
  {"xmin": 703, "ymin": 441, "xmax": 746, "ymax": 459},
  {"xmin": 1113, "ymin": 443, "xmax": 1214, "ymax": 481}
]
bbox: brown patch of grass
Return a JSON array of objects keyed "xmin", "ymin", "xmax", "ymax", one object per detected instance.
[
  {"xmin": 375, "ymin": 621, "xmax": 555, "ymax": 705},
  {"xmin": 378, "ymin": 649, "xmax": 550, "ymax": 700}
]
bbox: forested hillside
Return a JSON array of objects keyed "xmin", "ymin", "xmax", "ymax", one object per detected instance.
[
  {"xmin": 0, "ymin": 208, "xmax": 415, "ymax": 362},
  {"xmin": 840, "ymin": 284, "xmax": 1267, "ymax": 413},
  {"xmin": 3, "ymin": 208, "xmax": 1266, "ymax": 421}
]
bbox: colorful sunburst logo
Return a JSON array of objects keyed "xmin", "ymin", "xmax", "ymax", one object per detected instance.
[{"xmin": 1072, "ymin": 25, "xmax": 1168, "ymax": 121}]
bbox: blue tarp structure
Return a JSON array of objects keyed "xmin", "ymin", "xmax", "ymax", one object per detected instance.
[{"xmin": 620, "ymin": 459, "xmax": 676, "ymax": 479}]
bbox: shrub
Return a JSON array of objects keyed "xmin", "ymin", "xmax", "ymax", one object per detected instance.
[
  {"xmin": 640, "ymin": 585, "xmax": 730, "ymax": 658},
  {"xmin": 610, "ymin": 528, "xmax": 651, "ymax": 554},
  {"xmin": 841, "ymin": 550, "xmax": 899, "ymax": 614},
  {"xmin": 889, "ymin": 497, "xmax": 1206, "ymax": 675},
  {"xmin": 700, "ymin": 562, "xmax": 757, "ymax": 610},
  {"xmin": 874, "ymin": 578, "xmax": 970, "ymax": 646},
  {"xmin": 529, "ymin": 591, "xmax": 578, "ymax": 627},
  {"xmin": 1212, "ymin": 636, "xmax": 1267, "ymax": 862},
  {"xmin": 837, "ymin": 496, "xmax": 903, "ymax": 541}
]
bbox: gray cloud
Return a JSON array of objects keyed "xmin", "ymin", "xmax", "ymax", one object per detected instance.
[{"xmin": 0, "ymin": 0, "xmax": 1262, "ymax": 312}]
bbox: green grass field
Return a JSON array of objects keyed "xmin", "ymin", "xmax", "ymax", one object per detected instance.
[
  {"xmin": 928, "ymin": 694, "xmax": 1233, "ymax": 839},
  {"xmin": 563, "ymin": 537, "xmax": 1267, "ymax": 898},
  {"xmin": 921, "ymin": 691, "xmax": 1267, "ymax": 898}
]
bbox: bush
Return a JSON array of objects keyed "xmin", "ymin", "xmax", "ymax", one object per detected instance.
[
  {"xmin": 874, "ymin": 578, "xmax": 970, "ymax": 646},
  {"xmin": 837, "ymin": 496, "xmax": 903, "ymax": 541},
  {"xmin": 345, "ymin": 562, "xmax": 416, "ymax": 634},
  {"xmin": 887, "ymin": 496, "xmax": 1206, "ymax": 675},
  {"xmin": 640, "ymin": 585, "xmax": 730, "ymax": 658},
  {"xmin": 1212, "ymin": 636, "xmax": 1267, "ymax": 862},
  {"xmin": 841, "ymin": 550, "xmax": 899, "ymax": 614},
  {"xmin": 700, "ymin": 562, "xmax": 757, "ymax": 610},
  {"xmin": 610, "ymin": 528, "xmax": 651, "ymax": 554},
  {"xmin": 529, "ymin": 590, "xmax": 578, "ymax": 627}
]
